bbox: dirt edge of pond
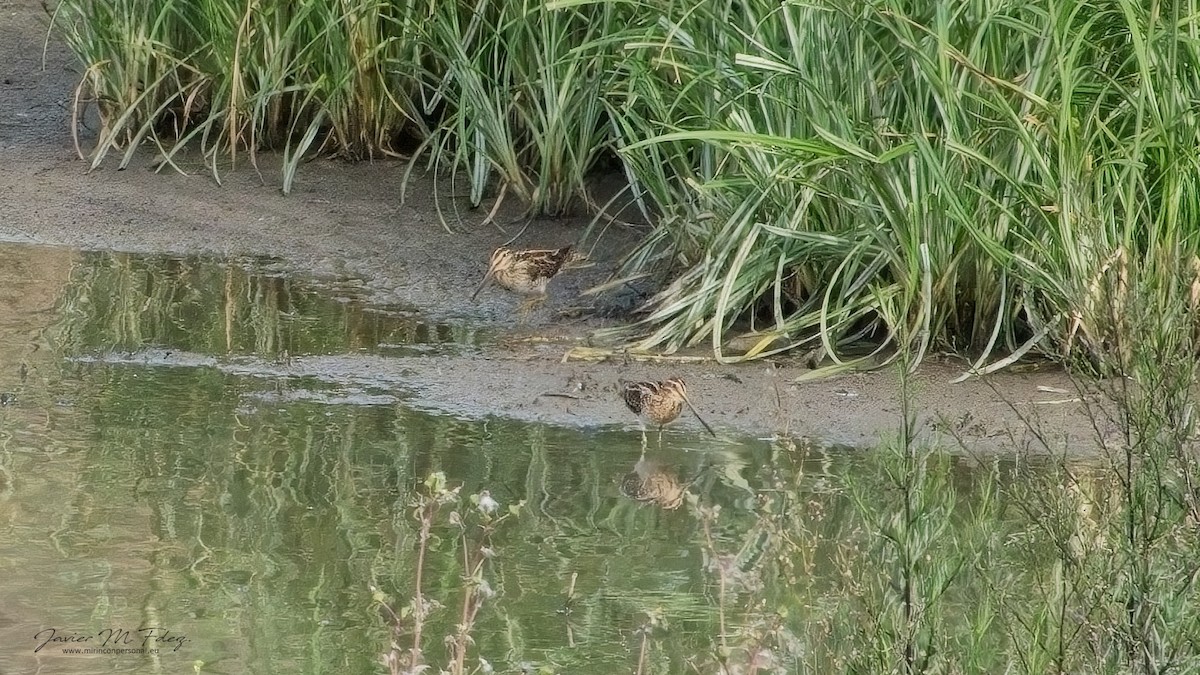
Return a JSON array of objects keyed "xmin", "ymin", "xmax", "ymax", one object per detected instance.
[{"xmin": 0, "ymin": 0, "xmax": 1115, "ymax": 454}]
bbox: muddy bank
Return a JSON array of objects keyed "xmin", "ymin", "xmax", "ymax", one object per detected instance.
[
  {"xmin": 74, "ymin": 346, "xmax": 1112, "ymax": 455},
  {"xmin": 0, "ymin": 0, "xmax": 1111, "ymax": 453}
]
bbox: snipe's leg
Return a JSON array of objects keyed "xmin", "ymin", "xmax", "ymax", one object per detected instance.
[
  {"xmin": 516, "ymin": 298, "xmax": 536, "ymax": 324},
  {"xmin": 516, "ymin": 295, "xmax": 547, "ymax": 324},
  {"xmin": 639, "ymin": 421, "xmax": 649, "ymax": 459},
  {"xmin": 657, "ymin": 425, "xmax": 665, "ymax": 450}
]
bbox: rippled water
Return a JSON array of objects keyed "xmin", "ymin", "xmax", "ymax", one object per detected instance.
[{"xmin": 0, "ymin": 243, "xmax": 1087, "ymax": 674}]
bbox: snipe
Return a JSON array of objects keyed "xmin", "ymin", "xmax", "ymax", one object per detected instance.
[
  {"xmin": 470, "ymin": 245, "xmax": 583, "ymax": 318},
  {"xmin": 621, "ymin": 377, "xmax": 716, "ymax": 449}
]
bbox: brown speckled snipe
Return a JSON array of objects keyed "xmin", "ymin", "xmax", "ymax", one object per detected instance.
[
  {"xmin": 621, "ymin": 377, "xmax": 716, "ymax": 448},
  {"xmin": 470, "ymin": 245, "xmax": 584, "ymax": 318}
]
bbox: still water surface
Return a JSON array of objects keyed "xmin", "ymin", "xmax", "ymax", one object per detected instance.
[{"xmin": 0, "ymin": 244, "xmax": 1045, "ymax": 673}]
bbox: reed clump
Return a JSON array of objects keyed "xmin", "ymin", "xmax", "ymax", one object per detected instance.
[
  {"xmin": 51, "ymin": 0, "xmax": 623, "ymax": 215},
  {"xmin": 601, "ymin": 0, "xmax": 1200, "ymax": 373},
  {"xmin": 52, "ymin": 0, "xmax": 429, "ymax": 193},
  {"xmin": 52, "ymin": 0, "xmax": 1200, "ymax": 370}
]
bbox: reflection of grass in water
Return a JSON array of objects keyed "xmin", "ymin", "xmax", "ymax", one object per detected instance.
[
  {"xmin": 8, "ymin": 361, "xmax": 999, "ymax": 672},
  {"xmin": 33, "ymin": 322, "xmax": 1200, "ymax": 673},
  {"xmin": 65, "ymin": 363, "xmax": 742, "ymax": 671},
  {"xmin": 82, "ymin": 367, "xmax": 381, "ymax": 671},
  {"xmin": 50, "ymin": 251, "xmax": 482, "ymax": 358}
]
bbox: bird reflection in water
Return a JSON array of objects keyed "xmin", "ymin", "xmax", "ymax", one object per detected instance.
[{"xmin": 618, "ymin": 455, "xmax": 708, "ymax": 510}]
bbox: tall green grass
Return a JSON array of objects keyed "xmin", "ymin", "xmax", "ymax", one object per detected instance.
[
  {"xmin": 51, "ymin": 0, "xmax": 1200, "ymax": 370},
  {"xmin": 600, "ymin": 0, "xmax": 1200, "ymax": 372},
  {"xmin": 411, "ymin": 0, "xmax": 625, "ymax": 215},
  {"xmin": 52, "ymin": 0, "xmax": 429, "ymax": 192},
  {"xmin": 50, "ymin": 0, "xmax": 623, "ymax": 214}
]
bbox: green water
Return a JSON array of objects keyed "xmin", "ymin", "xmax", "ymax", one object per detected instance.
[
  {"xmin": 0, "ymin": 244, "xmax": 1090, "ymax": 674},
  {"xmin": 0, "ymin": 245, "xmax": 747, "ymax": 673}
]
